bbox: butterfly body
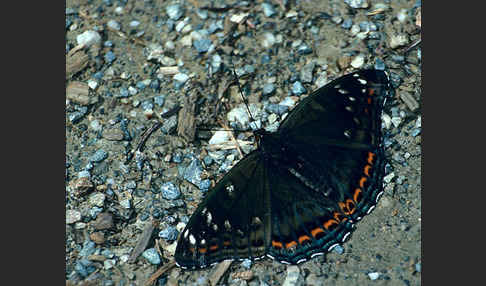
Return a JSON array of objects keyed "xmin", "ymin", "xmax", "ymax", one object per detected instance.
[{"xmin": 175, "ymin": 69, "xmax": 391, "ymax": 269}]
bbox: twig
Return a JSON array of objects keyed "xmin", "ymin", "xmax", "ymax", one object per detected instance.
[
  {"xmin": 219, "ymin": 121, "xmax": 244, "ymax": 159},
  {"xmin": 128, "ymin": 220, "xmax": 158, "ymax": 264},
  {"xmin": 209, "ymin": 260, "xmax": 233, "ymax": 286},
  {"xmin": 144, "ymin": 261, "xmax": 176, "ymax": 286}
]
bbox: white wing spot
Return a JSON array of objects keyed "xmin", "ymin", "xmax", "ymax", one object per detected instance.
[
  {"xmin": 311, "ymin": 252, "xmax": 324, "ymax": 258},
  {"xmin": 183, "ymin": 229, "xmax": 189, "ymax": 238},
  {"xmin": 345, "ymin": 106, "xmax": 354, "ymax": 112},
  {"xmin": 376, "ymin": 191, "xmax": 384, "ymax": 203},
  {"xmin": 189, "ymin": 234, "xmax": 196, "ymax": 245},
  {"xmin": 212, "ymin": 224, "xmax": 218, "ymax": 231},
  {"xmin": 342, "ymin": 232, "xmax": 351, "ymax": 242},
  {"xmin": 297, "ymin": 258, "xmax": 307, "ymax": 264},
  {"xmin": 338, "ymin": 88, "xmax": 349, "ymax": 94},
  {"xmin": 224, "ymin": 220, "xmax": 231, "ymax": 230},
  {"xmin": 206, "ymin": 212, "xmax": 212, "ymax": 224},
  {"xmin": 357, "ymin": 78, "xmax": 367, "ymax": 85},
  {"xmin": 328, "ymin": 243, "xmax": 339, "ymax": 252},
  {"xmin": 366, "ymin": 205, "xmax": 376, "ymax": 214},
  {"xmin": 344, "ymin": 130, "xmax": 351, "ymax": 138},
  {"xmin": 348, "ymin": 96, "xmax": 356, "ymax": 101}
]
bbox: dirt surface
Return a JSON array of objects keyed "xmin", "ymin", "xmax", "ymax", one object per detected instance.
[{"xmin": 66, "ymin": 0, "xmax": 421, "ymax": 285}]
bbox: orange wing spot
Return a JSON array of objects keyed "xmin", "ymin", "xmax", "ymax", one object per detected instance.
[
  {"xmin": 272, "ymin": 240, "xmax": 283, "ymax": 249},
  {"xmin": 333, "ymin": 211, "xmax": 342, "ymax": 221},
  {"xmin": 189, "ymin": 247, "xmax": 195, "ymax": 253},
  {"xmin": 364, "ymin": 165, "xmax": 372, "ymax": 177},
  {"xmin": 223, "ymin": 241, "xmax": 231, "ymax": 247},
  {"xmin": 368, "ymin": 88, "xmax": 375, "ymax": 96},
  {"xmin": 323, "ymin": 219, "xmax": 339, "ymax": 230},
  {"xmin": 333, "ymin": 211, "xmax": 348, "ymax": 222},
  {"xmin": 367, "ymin": 152, "xmax": 376, "ymax": 165},
  {"xmin": 199, "ymin": 247, "xmax": 208, "ymax": 254},
  {"xmin": 346, "ymin": 199, "xmax": 356, "ymax": 214},
  {"xmin": 209, "ymin": 245, "xmax": 219, "ymax": 251},
  {"xmin": 364, "ymin": 108, "xmax": 369, "ymax": 114},
  {"xmin": 311, "ymin": 227, "xmax": 325, "ymax": 237},
  {"xmin": 339, "ymin": 199, "xmax": 356, "ymax": 215},
  {"xmin": 359, "ymin": 177, "xmax": 367, "ymax": 188},
  {"xmin": 367, "ymin": 97, "xmax": 372, "ymax": 104},
  {"xmin": 285, "ymin": 241, "xmax": 298, "ymax": 249},
  {"xmin": 354, "ymin": 188, "xmax": 363, "ymax": 203},
  {"xmin": 298, "ymin": 235, "xmax": 311, "ymax": 244}
]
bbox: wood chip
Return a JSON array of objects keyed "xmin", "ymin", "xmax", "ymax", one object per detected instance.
[
  {"xmin": 416, "ymin": 9, "xmax": 421, "ymax": 28},
  {"xmin": 399, "ymin": 91, "xmax": 419, "ymax": 111},
  {"xmin": 209, "ymin": 260, "xmax": 233, "ymax": 286},
  {"xmin": 157, "ymin": 66, "xmax": 179, "ymax": 75},
  {"xmin": 66, "ymin": 45, "xmax": 89, "ymax": 79},
  {"xmin": 68, "ymin": 177, "xmax": 93, "ymax": 196},
  {"xmin": 177, "ymin": 83, "xmax": 199, "ymax": 143},
  {"xmin": 232, "ymin": 270, "xmax": 254, "ymax": 281},
  {"xmin": 128, "ymin": 219, "xmax": 158, "ymax": 263},
  {"xmin": 67, "ymin": 81, "xmax": 93, "ymax": 106}
]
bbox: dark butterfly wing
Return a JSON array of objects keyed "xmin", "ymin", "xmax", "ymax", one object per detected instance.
[
  {"xmin": 175, "ymin": 69, "xmax": 391, "ymax": 268},
  {"xmin": 175, "ymin": 151, "xmax": 270, "ymax": 269},
  {"xmin": 260, "ymin": 69, "xmax": 389, "ymax": 263}
]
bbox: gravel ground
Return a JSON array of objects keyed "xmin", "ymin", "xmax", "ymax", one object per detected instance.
[{"xmin": 65, "ymin": 0, "xmax": 421, "ymax": 285}]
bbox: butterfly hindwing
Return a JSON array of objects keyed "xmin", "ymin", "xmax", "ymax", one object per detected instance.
[{"xmin": 175, "ymin": 151, "xmax": 270, "ymax": 269}]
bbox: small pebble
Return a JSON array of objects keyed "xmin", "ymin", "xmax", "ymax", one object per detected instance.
[
  {"xmin": 166, "ymin": 4, "xmax": 184, "ymax": 21},
  {"xmin": 159, "ymin": 226, "xmax": 179, "ymax": 241},
  {"xmin": 350, "ymin": 54, "xmax": 365, "ymax": 68},
  {"xmin": 104, "ymin": 259, "xmax": 116, "ymax": 270},
  {"xmin": 107, "ymin": 20, "xmax": 121, "ymax": 31},
  {"xmin": 142, "ymin": 248, "xmax": 161, "ymax": 264},
  {"xmin": 161, "ymin": 182, "xmax": 181, "ymax": 200},
  {"xmin": 332, "ymin": 244, "xmax": 344, "ymax": 254},
  {"xmin": 415, "ymin": 262, "xmax": 421, "ymax": 273},
  {"xmin": 173, "ymin": 73, "xmax": 189, "ymax": 88},
  {"xmin": 341, "ymin": 19, "xmax": 353, "ymax": 29},
  {"xmin": 154, "ymin": 95, "xmax": 165, "ymax": 106},
  {"xmin": 209, "ymin": 130, "xmax": 231, "ymax": 145},
  {"xmin": 89, "ymin": 192, "xmax": 106, "ymax": 207},
  {"xmin": 383, "ymin": 172, "xmax": 395, "ymax": 183},
  {"xmin": 193, "ymin": 38, "xmax": 213, "ymax": 53},
  {"xmin": 344, "ymin": 0, "xmax": 369, "ymax": 9},
  {"xmin": 263, "ymin": 83, "xmax": 276, "ymax": 96},
  {"xmin": 66, "ymin": 209, "xmax": 82, "ymax": 224},
  {"xmin": 104, "ymin": 51, "xmax": 116, "ymax": 64},
  {"xmin": 262, "ymin": 2, "xmax": 277, "ymax": 17},
  {"xmin": 92, "ymin": 212, "xmax": 114, "ymax": 230},
  {"xmin": 368, "ymin": 272, "xmax": 380, "ymax": 280},
  {"xmin": 79, "ymin": 240, "xmax": 96, "ymax": 257},
  {"xmin": 90, "ymin": 149, "xmax": 108, "ymax": 163},
  {"xmin": 291, "ymin": 81, "xmax": 307, "ymax": 96},
  {"xmin": 389, "ymin": 34, "xmax": 409, "ymax": 49},
  {"xmin": 76, "ymin": 30, "xmax": 101, "ymax": 47},
  {"xmin": 129, "ymin": 20, "xmax": 140, "ymax": 28}
]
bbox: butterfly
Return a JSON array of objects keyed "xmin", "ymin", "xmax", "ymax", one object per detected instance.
[{"xmin": 175, "ymin": 69, "xmax": 391, "ymax": 269}]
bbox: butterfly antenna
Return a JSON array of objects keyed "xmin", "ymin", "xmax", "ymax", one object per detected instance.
[{"xmin": 232, "ymin": 68, "xmax": 257, "ymax": 127}]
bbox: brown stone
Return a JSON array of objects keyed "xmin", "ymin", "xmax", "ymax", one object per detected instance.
[{"xmin": 92, "ymin": 212, "xmax": 114, "ymax": 230}]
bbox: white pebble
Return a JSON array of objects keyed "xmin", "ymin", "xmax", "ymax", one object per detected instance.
[
  {"xmin": 76, "ymin": 30, "xmax": 101, "ymax": 47},
  {"xmin": 350, "ymin": 54, "xmax": 365, "ymax": 68},
  {"xmin": 87, "ymin": 79, "xmax": 98, "ymax": 90},
  {"xmin": 368, "ymin": 272, "xmax": 380, "ymax": 280},
  {"xmin": 209, "ymin": 131, "xmax": 231, "ymax": 145}
]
